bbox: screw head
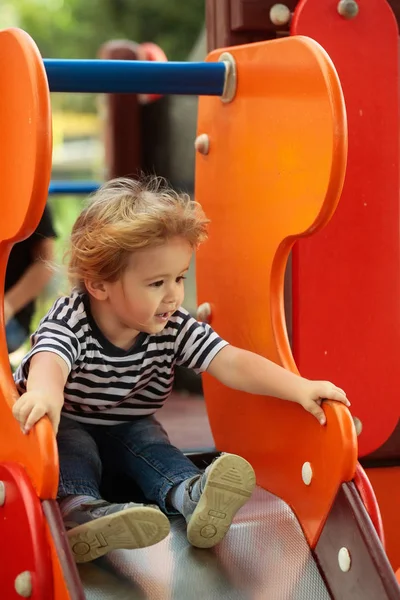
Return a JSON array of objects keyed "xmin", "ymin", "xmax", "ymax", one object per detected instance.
[{"xmin": 338, "ymin": 0, "xmax": 359, "ymax": 19}]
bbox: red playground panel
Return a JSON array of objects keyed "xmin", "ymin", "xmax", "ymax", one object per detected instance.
[
  {"xmin": 0, "ymin": 463, "xmax": 53, "ymax": 599},
  {"xmin": 291, "ymin": 0, "xmax": 400, "ymax": 457}
]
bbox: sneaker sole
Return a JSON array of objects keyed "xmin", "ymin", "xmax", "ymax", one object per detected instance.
[
  {"xmin": 68, "ymin": 506, "xmax": 170, "ymax": 563},
  {"xmin": 187, "ymin": 453, "xmax": 256, "ymax": 549}
]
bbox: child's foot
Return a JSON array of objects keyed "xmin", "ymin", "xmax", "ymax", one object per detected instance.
[
  {"xmin": 64, "ymin": 499, "xmax": 170, "ymax": 563},
  {"xmin": 185, "ymin": 453, "xmax": 256, "ymax": 548}
]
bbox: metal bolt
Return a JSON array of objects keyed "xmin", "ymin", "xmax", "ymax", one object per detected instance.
[
  {"xmin": 15, "ymin": 571, "xmax": 32, "ymax": 597},
  {"xmin": 194, "ymin": 134, "xmax": 210, "ymax": 155},
  {"xmin": 270, "ymin": 4, "xmax": 291, "ymax": 26},
  {"xmin": 0, "ymin": 481, "xmax": 5, "ymax": 506},
  {"xmin": 338, "ymin": 547, "xmax": 352, "ymax": 572},
  {"xmin": 338, "ymin": 0, "xmax": 359, "ymax": 19},
  {"xmin": 302, "ymin": 462, "xmax": 313, "ymax": 486},
  {"xmin": 197, "ymin": 302, "xmax": 212, "ymax": 324}
]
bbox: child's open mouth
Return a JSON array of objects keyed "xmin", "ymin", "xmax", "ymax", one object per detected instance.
[{"xmin": 155, "ymin": 312, "xmax": 170, "ymax": 321}]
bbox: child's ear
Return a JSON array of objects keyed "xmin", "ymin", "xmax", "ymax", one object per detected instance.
[{"xmin": 85, "ymin": 278, "xmax": 108, "ymax": 300}]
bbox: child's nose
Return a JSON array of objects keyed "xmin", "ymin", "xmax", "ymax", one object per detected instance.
[
  {"xmin": 163, "ymin": 289, "xmax": 178, "ymax": 305},
  {"xmin": 164, "ymin": 279, "xmax": 183, "ymax": 304}
]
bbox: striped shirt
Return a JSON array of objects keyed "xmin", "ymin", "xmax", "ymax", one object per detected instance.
[{"xmin": 14, "ymin": 291, "xmax": 228, "ymax": 425}]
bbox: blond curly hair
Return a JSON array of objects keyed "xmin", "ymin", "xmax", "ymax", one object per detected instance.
[{"xmin": 66, "ymin": 176, "xmax": 209, "ymax": 291}]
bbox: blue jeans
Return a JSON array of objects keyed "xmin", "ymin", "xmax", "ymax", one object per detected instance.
[
  {"xmin": 6, "ymin": 318, "xmax": 28, "ymax": 353},
  {"xmin": 57, "ymin": 415, "xmax": 201, "ymax": 514}
]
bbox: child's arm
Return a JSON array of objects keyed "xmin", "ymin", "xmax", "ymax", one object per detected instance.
[
  {"xmin": 207, "ymin": 346, "xmax": 350, "ymax": 425},
  {"xmin": 12, "ymin": 352, "xmax": 69, "ymax": 434}
]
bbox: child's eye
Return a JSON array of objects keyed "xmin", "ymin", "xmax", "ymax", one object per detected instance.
[
  {"xmin": 176, "ymin": 276, "xmax": 187, "ymax": 283},
  {"xmin": 150, "ymin": 280, "xmax": 164, "ymax": 288}
]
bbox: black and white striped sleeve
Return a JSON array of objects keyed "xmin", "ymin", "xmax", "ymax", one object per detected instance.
[
  {"xmin": 21, "ymin": 319, "xmax": 81, "ymax": 374},
  {"xmin": 174, "ymin": 314, "xmax": 229, "ymax": 373}
]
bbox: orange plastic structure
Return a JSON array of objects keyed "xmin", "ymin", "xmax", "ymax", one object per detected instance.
[
  {"xmin": 195, "ymin": 36, "xmax": 357, "ymax": 547},
  {"xmin": 0, "ymin": 28, "xmax": 58, "ymax": 500},
  {"xmin": 0, "ymin": 28, "xmax": 73, "ymax": 600}
]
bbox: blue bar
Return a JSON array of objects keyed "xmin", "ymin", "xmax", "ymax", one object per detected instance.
[
  {"xmin": 49, "ymin": 181, "xmax": 101, "ymax": 195},
  {"xmin": 44, "ymin": 59, "xmax": 226, "ymax": 95}
]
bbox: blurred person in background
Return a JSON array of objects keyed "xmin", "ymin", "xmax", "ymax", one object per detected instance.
[{"xmin": 5, "ymin": 204, "xmax": 57, "ymax": 354}]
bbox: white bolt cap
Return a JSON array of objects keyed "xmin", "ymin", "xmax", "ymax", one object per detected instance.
[
  {"xmin": 15, "ymin": 571, "xmax": 32, "ymax": 597},
  {"xmin": 270, "ymin": 4, "xmax": 291, "ymax": 26},
  {"xmin": 0, "ymin": 481, "xmax": 5, "ymax": 506},
  {"xmin": 352, "ymin": 416, "xmax": 363, "ymax": 436},
  {"xmin": 338, "ymin": 547, "xmax": 351, "ymax": 572},
  {"xmin": 194, "ymin": 134, "xmax": 209, "ymax": 155},
  {"xmin": 197, "ymin": 302, "xmax": 212, "ymax": 323},
  {"xmin": 302, "ymin": 462, "xmax": 313, "ymax": 485}
]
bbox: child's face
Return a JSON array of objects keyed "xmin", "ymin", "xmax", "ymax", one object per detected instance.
[{"xmin": 103, "ymin": 236, "xmax": 193, "ymax": 334}]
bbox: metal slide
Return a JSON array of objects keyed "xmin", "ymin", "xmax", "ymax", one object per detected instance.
[{"xmin": 79, "ymin": 487, "xmax": 330, "ymax": 600}]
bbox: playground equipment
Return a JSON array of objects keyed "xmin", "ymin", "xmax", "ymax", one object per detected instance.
[
  {"xmin": 0, "ymin": 1, "xmax": 399, "ymax": 597},
  {"xmin": 291, "ymin": 0, "xmax": 400, "ymax": 574},
  {"xmin": 204, "ymin": 0, "xmax": 400, "ymax": 580},
  {"xmin": 48, "ymin": 182, "xmax": 100, "ymax": 195},
  {"xmin": 44, "ymin": 58, "xmax": 227, "ymax": 95}
]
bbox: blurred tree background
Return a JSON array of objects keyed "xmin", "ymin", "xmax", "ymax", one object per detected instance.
[
  {"xmin": 4, "ymin": 0, "xmax": 204, "ymax": 59},
  {"xmin": 1, "ymin": 0, "xmax": 204, "ymax": 111},
  {"xmin": 0, "ymin": 0, "xmax": 205, "ymax": 337}
]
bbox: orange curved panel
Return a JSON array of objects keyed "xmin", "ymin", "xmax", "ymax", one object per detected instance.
[
  {"xmin": 0, "ymin": 28, "xmax": 52, "ymax": 243},
  {"xmin": 291, "ymin": 0, "xmax": 400, "ymax": 457},
  {"xmin": 195, "ymin": 36, "xmax": 357, "ymax": 546},
  {"xmin": 0, "ymin": 28, "xmax": 58, "ymax": 498}
]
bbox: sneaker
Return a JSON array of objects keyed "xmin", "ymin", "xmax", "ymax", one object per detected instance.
[
  {"xmin": 185, "ymin": 453, "xmax": 256, "ymax": 548},
  {"xmin": 65, "ymin": 499, "xmax": 170, "ymax": 563}
]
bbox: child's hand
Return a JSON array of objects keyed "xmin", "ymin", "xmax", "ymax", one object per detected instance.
[
  {"xmin": 12, "ymin": 390, "xmax": 63, "ymax": 434},
  {"xmin": 298, "ymin": 380, "xmax": 350, "ymax": 425}
]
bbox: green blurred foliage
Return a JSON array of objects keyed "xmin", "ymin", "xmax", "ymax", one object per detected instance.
[
  {"xmin": 9, "ymin": 0, "xmax": 204, "ymax": 59},
  {"xmin": 4, "ymin": 0, "xmax": 204, "ymax": 111},
  {"xmin": 1, "ymin": 0, "xmax": 204, "ymax": 341}
]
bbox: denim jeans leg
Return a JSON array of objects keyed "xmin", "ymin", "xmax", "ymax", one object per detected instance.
[
  {"xmin": 95, "ymin": 416, "xmax": 201, "ymax": 514},
  {"xmin": 6, "ymin": 318, "xmax": 28, "ymax": 353},
  {"xmin": 57, "ymin": 416, "xmax": 102, "ymax": 499}
]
